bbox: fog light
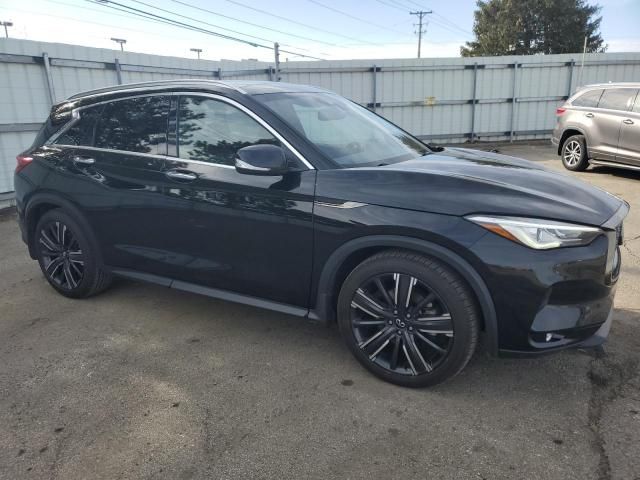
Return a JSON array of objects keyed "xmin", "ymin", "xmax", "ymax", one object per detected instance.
[{"xmin": 546, "ymin": 333, "xmax": 553, "ymax": 342}]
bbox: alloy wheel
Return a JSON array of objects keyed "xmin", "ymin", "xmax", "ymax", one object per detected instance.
[
  {"xmin": 39, "ymin": 221, "xmax": 85, "ymax": 290},
  {"xmin": 349, "ymin": 273, "xmax": 454, "ymax": 376},
  {"xmin": 563, "ymin": 140, "xmax": 582, "ymax": 166}
]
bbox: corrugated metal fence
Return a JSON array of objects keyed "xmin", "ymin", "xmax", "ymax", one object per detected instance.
[{"xmin": 2, "ymin": 38, "xmax": 640, "ymax": 195}]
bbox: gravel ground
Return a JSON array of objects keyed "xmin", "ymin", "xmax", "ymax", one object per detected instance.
[{"xmin": 0, "ymin": 143, "xmax": 638, "ymax": 480}]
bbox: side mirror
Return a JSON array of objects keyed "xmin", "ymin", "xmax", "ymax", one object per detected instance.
[{"xmin": 235, "ymin": 144, "xmax": 288, "ymax": 176}]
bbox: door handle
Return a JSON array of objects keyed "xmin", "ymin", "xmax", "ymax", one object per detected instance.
[
  {"xmin": 623, "ymin": 118, "xmax": 634, "ymax": 125},
  {"xmin": 585, "ymin": 113, "xmax": 594, "ymax": 118},
  {"xmin": 165, "ymin": 170, "xmax": 198, "ymax": 181},
  {"xmin": 72, "ymin": 155, "xmax": 95, "ymax": 165}
]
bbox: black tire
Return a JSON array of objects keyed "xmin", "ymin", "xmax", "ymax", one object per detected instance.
[
  {"xmin": 561, "ymin": 134, "xmax": 589, "ymax": 171},
  {"xmin": 337, "ymin": 250, "xmax": 479, "ymax": 388},
  {"xmin": 34, "ymin": 209, "xmax": 112, "ymax": 298}
]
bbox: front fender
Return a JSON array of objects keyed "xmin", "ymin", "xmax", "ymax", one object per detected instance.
[{"xmin": 310, "ymin": 235, "xmax": 499, "ymax": 356}]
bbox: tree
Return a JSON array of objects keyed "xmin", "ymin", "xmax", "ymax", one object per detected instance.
[{"xmin": 461, "ymin": 0, "xmax": 606, "ymax": 57}]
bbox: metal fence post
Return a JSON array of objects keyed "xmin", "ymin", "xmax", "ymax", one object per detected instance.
[
  {"xmin": 114, "ymin": 58, "xmax": 123, "ymax": 85},
  {"xmin": 42, "ymin": 52, "xmax": 56, "ymax": 105},
  {"xmin": 372, "ymin": 64, "xmax": 377, "ymax": 112},
  {"xmin": 217, "ymin": 67, "xmax": 222, "ymax": 79},
  {"xmin": 567, "ymin": 59, "xmax": 575, "ymax": 98},
  {"xmin": 470, "ymin": 62, "xmax": 478, "ymax": 142},
  {"xmin": 510, "ymin": 62, "xmax": 518, "ymax": 142}
]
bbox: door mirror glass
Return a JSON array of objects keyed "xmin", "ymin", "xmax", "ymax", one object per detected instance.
[{"xmin": 235, "ymin": 144, "xmax": 287, "ymax": 176}]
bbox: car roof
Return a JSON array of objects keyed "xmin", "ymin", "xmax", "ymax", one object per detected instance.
[
  {"xmin": 579, "ymin": 82, "xmax": 640, "ymax": 90},
  {"xmin": 66, "ymin": 79, "xmax": 330, "ymax": 102}
]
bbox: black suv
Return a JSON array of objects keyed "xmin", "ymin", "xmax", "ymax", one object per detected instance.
[{"xmin": 14, "ymin": 80, "xmax": 628, "ymax": 387}]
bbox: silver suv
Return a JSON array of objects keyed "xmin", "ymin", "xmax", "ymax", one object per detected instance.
[{"xmin": 552, "ymin": 82, "xmax": 640, "ymax": 172}]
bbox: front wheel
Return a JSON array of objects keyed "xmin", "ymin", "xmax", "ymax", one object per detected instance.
[
  {"xmin": 337, "ymin": 250, "xmax": 479, "ymax": 388},
  {"xmin": 561, "ymin": 134, "xmax": 589, "ymax": 171}
]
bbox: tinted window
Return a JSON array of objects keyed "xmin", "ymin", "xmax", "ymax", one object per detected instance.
[
  {"xmin": 598, "ymin": 88, "xmax": 636, "ymax": 111},
  {"xmin": 177, "ymin": 96, "xmax": 278, "ymax": 166},
  {"xmin": 54, "ymin": 107, "xmax": 102, "ymax": 146},
  {"xmin": 572, "ymin": 89, "xmax": 603, "ymax": 108},
  {"xmin": 95, "ymin": 96, "xmax": 170, "ymax": 154}
]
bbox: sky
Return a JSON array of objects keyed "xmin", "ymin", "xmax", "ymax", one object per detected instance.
[{"xmin": 0, "ymin": 0, "xmax": 639, "ymax": 62}]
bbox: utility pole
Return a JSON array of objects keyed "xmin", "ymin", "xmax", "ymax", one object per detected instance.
[
  {"xmin": 110, "ymin": 37, "xmax": 127, "ymax": 51},
  {"xmin": 190, "ymin": 48, "xmax": 202, "ymax": 59},
  {"xmin": 274, "ymin": 42, "xmax": 281, "ymax": 82},
  {"xmin": 1, "ymin": 21, "xmax": 13, "ymax": 38},
  {"xmin": 410, "ymin": 10, "xmax": 432, "ymax": 58}
]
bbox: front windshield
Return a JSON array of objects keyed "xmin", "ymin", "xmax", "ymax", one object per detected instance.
[{"xmin": 254, "ymin": 92, "xmax": 429, "ymax": 168}]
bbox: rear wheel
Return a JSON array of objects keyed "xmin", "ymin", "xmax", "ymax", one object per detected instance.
[
  {"xmin": 337, "ymin": 250, "xmax": 479, "ymax": 388},
  {"xmin": 35, "ymin": 209, "xmax": 112, "ymax": 298},
  {"xmin": 561, "ymin": 134, "xmax": 589, "ymax": 171}
]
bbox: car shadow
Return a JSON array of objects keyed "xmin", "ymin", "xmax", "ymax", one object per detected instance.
[{"xmin": 589, "ymin": 165, "xmax": 640, "ymax": 180}]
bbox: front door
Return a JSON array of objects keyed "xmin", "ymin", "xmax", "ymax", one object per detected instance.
[{"xmin": 160, "ymin": 94, "xmax": 316, "ymax": 308}]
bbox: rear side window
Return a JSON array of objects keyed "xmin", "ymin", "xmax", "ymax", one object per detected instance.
[
  {"xmin": 634, "ymin": 92, "xmax": 640, "ymax": 113},
  {"xmin": 571, "ymin": 89, "xmax": 603, "ymax": 108},
  {"xmin": 54, "ymin": 107, "xmax": 102, "ymax": 146},
  {"xmin": 95, "ymin": 96, "xmax": 170, "ymax": 155},
  {"xmin": 177, "ymin": 96, "xmax": 278, "ymax": 166},
  {"xmin": 598, "ymin": 88, "xmax": 636, "ymax": 111}
]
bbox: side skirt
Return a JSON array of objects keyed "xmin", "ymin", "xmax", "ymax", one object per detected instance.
[
  {"xmin": 589, "ymin": 159, "xmax": 640, "ymax": 172},
  {"xmin": 110, "ymin": 268, "xmax": 311, "ymax": 319}
]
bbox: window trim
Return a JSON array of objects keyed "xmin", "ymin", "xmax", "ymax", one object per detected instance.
[
  {"xmin": 171, "ymin": 92, "xmax": 315, "ymax": 170},
  {"xmin": 570, "ymin": 88, "xmax": 604, "ymax": 109},
  {"xmin": 596, "ymin": 87, "xmax": 637, "ymax": 113},
  {"xmin": 48, "ymin": 91, "xmax": 315, "ymax": 171}
]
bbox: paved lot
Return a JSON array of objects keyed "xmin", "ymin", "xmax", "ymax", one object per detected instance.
[{"xmin": 1, "ymin": 143, "xmax": 639, "ymax": 480}]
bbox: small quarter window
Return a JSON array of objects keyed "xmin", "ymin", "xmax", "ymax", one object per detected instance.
[
  {"xmin": 571, "ymin": 89, "xmax": 603, "ymax": 108},
  {"xmin": 177, "ymin": 96, "xmax": 278, "ymax": 166},
  {"xmin": 95, "ymin": 96, "xmax": 170, "ymax": 155},
  {"xmin": 53, "ymin": 107, "xmax": 102, "ymax": 147}
]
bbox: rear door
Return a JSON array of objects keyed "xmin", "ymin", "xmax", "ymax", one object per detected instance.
[
  {"xmin": 591, "ymin": 88, "xmax": 636, "ymax": 162},
  {"xmin": 52, "ymin": 94, "xmax": 175, "ymax": 275},
  {"xmin": 567, "ymin": 89, "xmax": 604, "ymax": 156},
  {"xmin": 616, "ymin": 90, "xmax": 640, "ymax": 166}
]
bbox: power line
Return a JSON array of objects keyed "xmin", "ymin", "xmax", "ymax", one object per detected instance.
[
  {"xmin": 0, "ymin": 4, "xmax": 194, "ymax": 45},
  {"xmin": 202, "ymin": 0, "xmax": 386, "ymax": 46},
  {"xmin": 125, "ymin": 0, "xmax": 329, "ymax": 55},
  {"xmin": 431, "ymin": 12, "xmax": 473, "ymax": 37},
  {"xmin": 89, "ymin": 0, "xmax": 325, "ymax": 60},
  {"xmin": 372, "ymin": 0, "xmax": 408, "ymax": 13},
  {"xmin": 388, "ymin": 0, "xmax": 473, "ymax": 36},
  {"xmin": 410, "ymin": 10, "xmax": 432, "ymax": 58},
  {"xmin": 153, "ymin": 0, "xmax": 343, "ymax": 48},
  {"xmin": 305, "ymin": 0, "xmax": 413, "ymax": 38}
]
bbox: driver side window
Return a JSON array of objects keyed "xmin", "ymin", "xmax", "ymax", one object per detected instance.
[{"xmin": 177, "ymin": 96, "xmax": 279, "ymax": 166}]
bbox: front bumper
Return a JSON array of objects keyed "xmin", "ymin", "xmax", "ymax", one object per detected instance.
[{"xmin": 469, "ymin": 219, "xmax": 623, "ymax": 356}]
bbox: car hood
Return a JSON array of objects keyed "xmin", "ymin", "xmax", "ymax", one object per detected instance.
[{"xmin": 316, "ymin": 147, "xmax": 624, "ymax": 227}]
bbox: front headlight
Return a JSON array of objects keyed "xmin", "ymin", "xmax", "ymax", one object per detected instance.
[{"xmin": 466, "ymin": 215, "xmax": 602, "ymax": 249}]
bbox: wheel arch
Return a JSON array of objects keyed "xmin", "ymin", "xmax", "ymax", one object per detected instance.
[
  {"xmin": 310, "ymin": 235, "xmax": 499, "ymax": 356},
  {"xmin": 558, "ymin": 128, "xmax": 587, "ymax": 155},
  {"xmin": 25, "ymin": 193, "xmax": 96, "ymax": 260}
]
